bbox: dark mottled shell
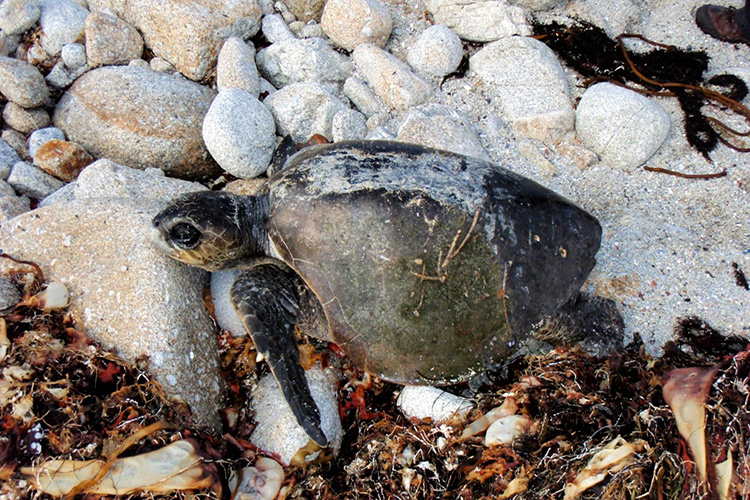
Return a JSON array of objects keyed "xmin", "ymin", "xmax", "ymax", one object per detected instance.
[{"xmin": 267, "ymin": 141, "xmax": 601, "ymax": 385}]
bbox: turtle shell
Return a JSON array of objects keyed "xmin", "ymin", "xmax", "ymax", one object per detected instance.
[{"xmin": 267, "ymin": 141, "xmax": 601, "ymax": 385}]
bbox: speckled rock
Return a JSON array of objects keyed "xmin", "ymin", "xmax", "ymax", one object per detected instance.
[
  {"xmin": 397, "ymin": 386, "xmax": 474, "ymax": 423},
  {"xmin": 28, "ymin": 127, "xmax": 65, "ymax": 158},
  {"xmin": 321, "ymin": 0, "xmax": 392, "ymax": 51},
  {"xmin": 470, "ymin": 36, "xmax": 574, "ymax": 141},
  {"xmin": 0, "ymin": 0, "xmax": 41, "ymax": 36},
  {"xmin": 53, "ymin": 66, "xmax": 219, "ymax": 180},
  {"xmin": 1, "ymin": 138, "xmax": 22, "ymax": 179},
  {"xmin": 264, "ymin": 81, "xmax": 348, "ymax": 142},
  {"xmin": 396, "ymin": 104, "xmax": 490, "ymax": 160},
  {"xmin": 0, "ymin": 275, "xmax": 21, "ymax": 312},
  {"xmin": 343, "ymin": 76, "xmax": 386, "ymax": 118},
  {"xmin": 202, "ymin": 88, "xmax": 276, "ymax": 178},
  {"xmin": 1, "ymin": 131, "xmax": 29, "ymax": 162},
  {"xmin": 569, "ymin": 0, "xmax": 642, "ymax": 39},
  {"xmin": 0, "ymin": 57, "xmax": 50, "ymax": 108},
  {"xmin": 407, "ymin": 24, "xmax": 463, "ymax": 77},
  {"xmin": 251, "ymin": 365, "xmax": 343, "ymax": 465},
  {"xmin": 279, "ymin": 0, "xmax": 326, "ymax": 22},
  {"xmin": 424, "ymin": 0, "xmax": 530, "ymax": 42},
  {"xmin": 0, "ymin": 193, "xmax": 30, "ymax": 223},
  {"xmin": 74, "ymin": 159, "xmax": 207, "ymax": 201},
  {"xmin": 38, "ymin": 0, "xmax": 90, "ymax": 56},
  {"xmin": 3, "ymin": 102, "xmax": 51, "ymax": 135},
  {"xmin": 149, "ymin": 57, "xmax": 175, "ymax": 73},
  {"xmin": 216, "ymin": 37, "xmax": 260, "ymax": 97},
  {"xmin": 7, "ymin": 161, "xmax": 65, "ymax": 199},
  {"xmin": 256, "ymin": 37, "xmax": 352, "ymax": 88},
  {"xmin": 0, "ymin": 198, "xmax": 224, "ymax": 431},
  {"xmin": 37, "ymin": 181, "xmax": 75, "ymax": 207},
  {"xmin": 332, "ymin": 109, "xmax": 368, "ymax": 142},
  {"xmin": 33, "ymin": 139, "xmax": 93, "ymax": 182},
  {"xmin": 509, "ymin": 0, "xmax": 567, "ymax": 10},
  {"xmin": 85, "ymin": 9, "xmax": 144, "ymax": 67},
  {"xmin": 261, "ymin": 13, "xmax": 295, "ymax": 43},
  {"xmin": 351, "ymin": 43, "xmax": 432, "ymax": 112},
  {"xmin": 113, "ymin": 0, "xmax": 262, "ymax": 81},
  {"xmin": 210, "ymin": 270, "xmax": 245, "ymax": 338},
  {"xmin": 61, "ymin": 43, "xmax": 87, "ymax": 70},
  {"xmin": 575, "ymin": 82, "xmax": 670, "ymax": 171}
]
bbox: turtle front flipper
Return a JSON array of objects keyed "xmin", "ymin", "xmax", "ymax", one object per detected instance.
[{"xmin": 231, "ymin": 264, "xmax": 328, "ymax": 447}]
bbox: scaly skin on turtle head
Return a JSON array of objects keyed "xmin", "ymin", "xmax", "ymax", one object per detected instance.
[{"xmin": 150, "ymin": 191, "xmax": 271, "ymax": 271}]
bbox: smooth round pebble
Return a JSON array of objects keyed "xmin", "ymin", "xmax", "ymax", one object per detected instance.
[
  {"xmin": 7, "ymin": 160, "xmax": 65, "ymax": 199},
  {"xmin": 332, "ymin": 109, "xmax": 367, "ymax": 142},
  {"xmin": 0, "ymin": 0, "xmax": 41, "ymax": 36},
  {"xmin": 321, "ymin": 0, "xmax": 393, "ymax": 51},
  {"xmin": 33, "ymin": 139, "xmax": 93, "ymax": 182},
  {"xmin": 263, "ymin": 82, "xmax": 348, "ymax": 142},
  {"xmin": 84, "ymin": 10, "xmax": 144, "ymax": 67},
  {"xmin": 29, "ymin": 127, "xmax": 65, "ymax": 158},
  {"xmin": 1, "ymin": 130, "xmax": 28, "ymax": 162},
  {"xmin": 38, "ymin": 0, "xmax": 90, "ymax": 56},
  {"xmin": 2, "ymin": 102, "xmax": 51, "ymax": 134},
  {"xmin": 407, "ymin": 24, "xmax": 463, "ymax": 77},
  {"xmin": 575, "ymin": 82, "xmax": 670, "ymax": 171},
  {"xmin": 261, "ymin": 13, "xmax": 295, "ymax": 43},
  {"xmin": 0, "ymin": 56, "xmax": 50, "ymax": 108},
  {"xmin": 202, "ymin": 88, "xmax": 276, "ymax": 178},
  {"xmin": 216, "ymin": 37, "xmax": 260, "ymax": 97},
  {"xmin": 210, "ymin": 270, "xmax": 246, "ymax": 338},
  {"xmin": 61, "ymin": 43, "xmax": 87, "ymax": 69}
]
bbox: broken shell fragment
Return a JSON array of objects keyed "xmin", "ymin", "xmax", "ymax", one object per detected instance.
[
  {"xmin": 662, "ymin": 366, "xmax": 719, "ymax": 483},
  {"xmin": 228, "ymin": 457, "xmax": 285, "ymax": 500},
  {"xmin": 21, "ymin": 439, "xmax": 219, "ymax": 497},
  {"xmin": 484, "ymin": 414, "xmax": 533, "ymax": 447},
  {"xmin": 28, "ymin": 281, "xmax": 69, "ymax": 311},
  {"xmin": 563, "ymin": 437, "xmax": 646, "ymax": 500},
  {"xmin": 460, "ymin": 396, "xmax": 518, "ymax": 440}
]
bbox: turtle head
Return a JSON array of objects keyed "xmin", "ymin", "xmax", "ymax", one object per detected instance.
[{"xmin": 150, "ymin": 191, "xmax": 269, "ymax": 271}]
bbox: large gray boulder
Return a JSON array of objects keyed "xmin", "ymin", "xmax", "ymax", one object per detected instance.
[
  {"xmin": 0, "ymin": 197, "xmax": 223, "ymax": 431},
  {"xmin": 53, "ymin": 66, "xmax": 219, "ymax": 180}
]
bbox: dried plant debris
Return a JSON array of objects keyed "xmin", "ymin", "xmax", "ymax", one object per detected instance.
[
  {"xmin": 2, "ymin": 257, "xmax": 750, "ymax": 499},
  {"xmin": 533, "ymin": 20, "xmax": 750, "ymax": 160}
]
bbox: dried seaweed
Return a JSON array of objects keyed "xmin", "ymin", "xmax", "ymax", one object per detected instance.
[
  {"xmin": 3, "ymin": 264, "xmax": 750, "ymax": 499},
  {"xmin": 533, "ymin": 21, "xmax": 750, "ymax": 160}
]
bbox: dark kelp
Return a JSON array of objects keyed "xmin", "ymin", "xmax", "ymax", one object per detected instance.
[{"xmin": 533, "ymin": 20, "xmax": 750, "ymax": 160}]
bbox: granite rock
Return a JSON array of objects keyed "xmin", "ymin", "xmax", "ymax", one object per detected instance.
[
  {"xmin": 85, "ymin": 9, "xmax": 144, "ymax": 67},
  {"xmin": 28, "ymin": 127, "xmax": 66, "ymax": 158},
  {"xmin": 0, "ymin": 0, "xmax": 41, "ymax": 36},
  {"xmin": 38, "ymin": 0, "xmax": 90, "ymax": 56},
  {"xmin": 351, "ymin": 43, "xmax": 432, "ymax": 112},
  {"xmin": 33, "ymin": 139, "xmax": 93, "ymax": 182},
  {"xmin": 53, "ymin": 66, "xmax": 219, "ymax": 180},
  {"xmin": 216, "ymin": 37, "xmax": 260, "ymax": 97},
  {"xmin": 7, "ymin": 160, "xmax": 65, "ymax": 199},
  {"xmin": 321, "ymin": 0, "xmax": 393, "ymax": 51},
  {"xmin": 470, "ymin": 36, "xmax": 574, "ymax": 141},
  {"xmin": 202, "ymin": 88, "xmax": 276, "ymax": 178},
  {"xmin": 2, "ymin": 102, "xmax": 50, "ymax": 135},
  {"xmin": 424, "ymin": 0, "xmax": 530, "ymax": 42},
  {"xmin": 0, "ymin": 56, "xmax": 50, "ymax": 108},
  {"xmin": 0, "ymin": 198, "xmax": 224, "ymax": 431},
  {"xmin": 256, "ymin": 37, "xmax": 352, "ymax": 88},
  {"xmin": 407, "ymin": 24, "xmax": 463, "ymax": 77},
  {"xmin": 264, "ymin": 82, "xmax": 349, "ymax": 142},
  {"xmin": 575, "ymin": 82, "xmax": 670, "ymax": 171},
  {"xmin": 396, "ymin": 104, "xmax": 490, "ymax": 160}
]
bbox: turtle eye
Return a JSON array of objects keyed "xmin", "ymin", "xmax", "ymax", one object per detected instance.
[{"xmin": 169, "ymin": 223, "xmax": 202, "ymax": 249}]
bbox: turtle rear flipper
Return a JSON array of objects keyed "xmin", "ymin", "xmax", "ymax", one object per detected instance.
[
  {"xmin": 231, "ymin": 264, "xmax": 328, "ymax": 447},
  {"xmin": 534, "ymin": 292, "xmax": 624, "ymax": 358}
]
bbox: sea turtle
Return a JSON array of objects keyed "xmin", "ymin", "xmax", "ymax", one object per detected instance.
[{"xmin": 151, "ymin": 140, "xmax": 604, "ymax": 447}]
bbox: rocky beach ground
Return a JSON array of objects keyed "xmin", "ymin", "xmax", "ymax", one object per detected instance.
[{"xmin": 0, "ymin": 0, "xmax": 749, "ymax": 498}]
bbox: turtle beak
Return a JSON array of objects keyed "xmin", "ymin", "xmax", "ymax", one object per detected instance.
[{"xmin": 149, "ymin": 225, "xmax": 178, "ymax": 256}]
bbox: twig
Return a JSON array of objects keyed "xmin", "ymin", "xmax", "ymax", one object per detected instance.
[{"xmin": 643, "ymin": 166, "xmax": 727, "ymax": 179}]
